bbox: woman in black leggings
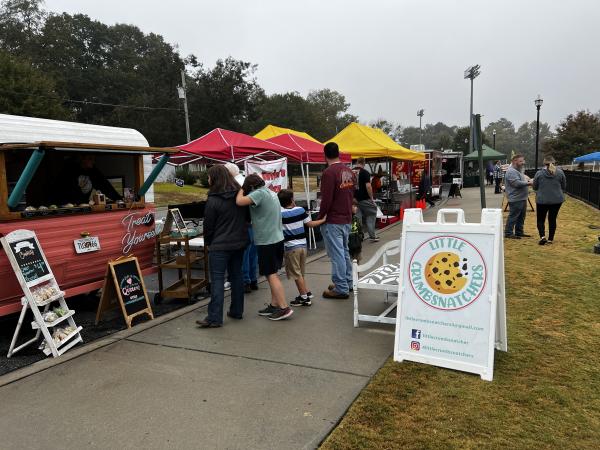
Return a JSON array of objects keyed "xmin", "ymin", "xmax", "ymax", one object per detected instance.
[{"xmin": 532, "ymin": 156, "xmax": 567, "ymax": 245}]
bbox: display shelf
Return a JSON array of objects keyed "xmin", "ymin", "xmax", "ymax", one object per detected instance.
[
  {"xmin": 159, "ymin": 255, "xmax": 202, "ymax": 269},
  {"xmin": 31, "ymin": 310, "xmax": 75, "ymax": 329},
  {"xmin": 25, "ymin": 290, "xmax": 65, "ymax": 308},
  {"xmin": 161, "ymin": 278, "xmax": 208, "ymax": 299},
  {"xmin": 42, "ymin": 326, "xmax": 83, "ymax": 356}
]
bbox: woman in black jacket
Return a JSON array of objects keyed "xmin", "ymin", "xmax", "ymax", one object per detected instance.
[{"xmin": 196, "ymin": 165, "xmax": 249, "ymax": 328}]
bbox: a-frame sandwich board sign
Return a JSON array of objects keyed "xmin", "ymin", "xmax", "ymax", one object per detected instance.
[
  {"xmin": 394, "ymin": 208, "xmax": 507, "ymax": 381},
  {"xmin": 1, "ymin": 229, "xmax": 83, "ymax": 358}
]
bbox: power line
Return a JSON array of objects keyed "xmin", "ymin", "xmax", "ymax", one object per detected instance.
[{"xmin": 0, "ymin": 87, "xmax": 182, "ymax": 112}]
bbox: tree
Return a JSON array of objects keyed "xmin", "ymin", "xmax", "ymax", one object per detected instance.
[
  {"xmin": 484, "ymin": 118, "xmax": 517, "ymax": 158},
  {"xmin": 369, "ymin": 118, "xmax": 395, "ymax": 136},
  {"xmin": 452, "ymin": 126, "xmax": 471, "ymax": 154},
  {"xmin": 306, "ymin": 88, "xmax": 358, "ymax": 141},
  {"xmin": 0, "ymin": 0, "xmax": 45, "ymax": 55},
  {"xmin": 251, "ymin": 91, "xmax": 319, "ymax": 137},
  {"xmin": 543, "ymin": 111, "xmax": 600, "ymax": 163},
  {"xmin": 187, "ymin": 57, "xmax": 265, "ymax": 138},
  {"xmin": 515, "ymin": 121, "xmax": 552, "ymax": 166},
  {"xmin": 0, "ymin": 51, "xmax": 71, "ymax": 119}
]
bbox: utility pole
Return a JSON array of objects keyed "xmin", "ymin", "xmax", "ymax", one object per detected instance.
[
  {"xmin": 417, "ymin": 109, "xmax": 424, "ymax": 146},
  {"xmin": 178, "ymin": 69, "xmax": 191, "ymax": 143}
]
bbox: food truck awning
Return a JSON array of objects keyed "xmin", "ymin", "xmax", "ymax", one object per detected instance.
[{"xmin": 0, "ymin": 141, "xmax": 179, "ymax": 154}]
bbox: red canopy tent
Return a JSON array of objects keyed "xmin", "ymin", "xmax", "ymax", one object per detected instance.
[
  {"xmin": 168, "ymin": 128, "xmax": 302, "ymax": 164},
  {"xmin": 266, "ymin": 134, "xmax": 350, "ymax": 163}
]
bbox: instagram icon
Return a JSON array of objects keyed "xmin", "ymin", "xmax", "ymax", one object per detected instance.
[{"xmin": 410, "ymin": 341, "xmax": 420, "ymax": 351}]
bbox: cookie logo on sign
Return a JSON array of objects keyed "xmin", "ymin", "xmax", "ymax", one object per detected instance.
[
  {"xmin": 120, "ymin": 274, "xmax": 142, "ymax": 301},
  {"xmin": 409, "ymin": 236, "xmax": 486, "ymax": 310}
]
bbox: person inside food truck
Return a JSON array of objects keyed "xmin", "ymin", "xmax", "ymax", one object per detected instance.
[{"xmin": 54, "ymin": 154, "xmax": 123, "ymax": 205}]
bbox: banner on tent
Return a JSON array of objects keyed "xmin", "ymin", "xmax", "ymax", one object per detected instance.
[{"xmin": 245, "ymin": 158, "xmax": 288, "ymax": 193}]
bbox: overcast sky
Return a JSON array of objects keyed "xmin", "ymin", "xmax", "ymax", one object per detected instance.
[{"xmin": 44, "ymin": 0, "xmax": 599, "ymax": 130}]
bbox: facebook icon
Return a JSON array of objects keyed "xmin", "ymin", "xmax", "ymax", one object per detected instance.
[{"xmin": 411, "ymin": 329, "xmax": 422, "ymax": 339}]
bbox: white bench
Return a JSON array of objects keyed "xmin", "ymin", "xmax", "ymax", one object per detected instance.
[{"xmin": 352, "ymin": 240, "xmax": 401, "ymax": 327}]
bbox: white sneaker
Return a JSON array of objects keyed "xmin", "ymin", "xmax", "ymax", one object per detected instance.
[{"xmin": 224, "ymin": 282, "xmax": 231, "ymax": 291}]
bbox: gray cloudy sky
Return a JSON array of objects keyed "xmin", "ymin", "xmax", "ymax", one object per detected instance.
[{"xmin": 45, "ymin": 0, "xmax": 599, "ymax": 130}]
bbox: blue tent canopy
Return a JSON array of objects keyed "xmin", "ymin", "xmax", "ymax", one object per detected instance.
[{"xmin": 573, "ymin": 151, "xmax": 600, "ymax": 163}]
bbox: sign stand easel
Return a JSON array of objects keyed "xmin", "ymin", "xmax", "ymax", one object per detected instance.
[
  {"xmin": 1, "ymin": 229, "xmax": 83, "ymax": 358},
  {"xmin": 96, "ymin": 256, "xmax": 154, "ymax": 328},
  {"xmin": 394, "ymin": 208, "xmax": 507, "ymax": 381}
]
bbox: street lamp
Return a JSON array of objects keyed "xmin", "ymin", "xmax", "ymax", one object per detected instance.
[
  {"xmin": 534, "ymin": 94, "xmax": 543, "ymax": 170},
  {"xmin": 464, "ymin": 137, "xmax": 468, "ymax": 153},
  {"xmin": 464, "ymin": 65, "xmax": 481, "ymax": 155},
  {"xmin": 417, "ymin": 109, "xmax": 425, "ymax": 146},
  {"xmin": 492, "ymin": 129, "xmax": 496, "ymax": 149}
]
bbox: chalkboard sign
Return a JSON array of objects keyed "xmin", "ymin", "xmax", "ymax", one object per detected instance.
[
  {"xmin": 169, "ymin": 208, "xmax": 187, "ymax": 233},
  {"xmin": 96, "ymin": 256, "xmax": 154, "ymax": 328},
  {"xmin": 8, "ymin": 236, "xmax": 50, "ymax": 283}
]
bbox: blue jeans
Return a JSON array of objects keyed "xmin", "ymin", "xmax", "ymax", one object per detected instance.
[
  {"xmin": 207, "ymin": 249, "xmax": 245, "ymax": 324},
  {"xmin": 321, "ymin": 223, "xmax": 353, "ymax": 294},
  {"xmin": 242, "ymin": 227, "xmax": 257, "ymax": 284},
  {"xmin": 505, "ymin": 200, "xmax": 527, "ymax": 236}
]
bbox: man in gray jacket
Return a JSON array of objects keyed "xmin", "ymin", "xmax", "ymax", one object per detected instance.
[{"xmin": 504, "ymin": 154, "xmax": 533, "ymax": 239}]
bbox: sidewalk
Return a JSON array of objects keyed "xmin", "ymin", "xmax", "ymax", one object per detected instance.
[{"xmin": 0, "ymin": 187, "xmax": 502, "ymax": 450}]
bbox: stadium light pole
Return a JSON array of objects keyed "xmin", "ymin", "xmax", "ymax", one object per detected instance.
[
  {"xmin": 493, "ymin": 129, "xmax": 496, "ymax": 149},
  {"xmin": 534, "ymin": 95, "xmax": 543, "ymax": 170},
  {"xmin": 417, "ymin": 109, "xmax": 425, "ymax": 146},
  {"xmin": 464, "ymin": 65, "xmax": 481, "ymax": 155}
]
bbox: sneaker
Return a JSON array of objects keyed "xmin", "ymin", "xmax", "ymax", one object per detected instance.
[
  {"xmin": 224, "ymin": 281, "xmax": 231, "ymax": 291},
  {"xmin": 516, "ymin": 233, "xmax": 532, "ymax": 238},
  {"xmin": 290, "ymin": 296, "xmax": 312, "ymax": 307},
  {"xmin": 505, "ymin": 235, "xmax": 521, "ymax": 240},
  {"xmin": 244, "ymin": 283, "xmax": 252, "ymax": 294},
  {"xmin": 538, "ymin": 237, "xmax": 547, "ymax": 246},
  {"xmin": 250, "ymin": 282, "xmax": 259, "ymax": 291},
  {"xmin": 268, "ymin": 307, "xmax": 294, "ymax": 321},
  {"xmin": 322, "ymin": 289, "xmax": 349, "ymax": 299},
  {"xmin": 306, "ymin": 291, "xmax": 314, "ymax": 299},
  {"xmin": 369, "ymin": 237, "xmax": 380, "ymax": 242},
  {"xmin": 546, "ymin": 240, "xmax": 553, "ymax": 244},
  {"xmin": 258, "ymin": 304, "xmax": 278, "ymax": 316},
  {"xmin": 328, "ymin": 284, "xmax": 353, "ymax": 292}
]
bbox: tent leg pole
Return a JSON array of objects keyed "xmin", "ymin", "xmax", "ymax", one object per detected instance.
[{"xmin": 301, "ymin": 163, "xmax": 314, "ymax": 250}]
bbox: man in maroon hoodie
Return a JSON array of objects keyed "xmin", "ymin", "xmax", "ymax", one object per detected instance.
[{"xmin": 318, "ymin": 142, "xmax": 355, "ymax": 299}]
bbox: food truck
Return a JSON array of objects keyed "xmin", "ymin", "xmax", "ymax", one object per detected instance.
[{"xmin": 0, "ymin": 114, "xmax": 176, "ymax": 316}]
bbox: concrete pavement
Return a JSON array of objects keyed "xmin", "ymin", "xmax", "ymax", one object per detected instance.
[{"xmin": 0, "ymin": 187, "xmax": 502, "ymax": 450}]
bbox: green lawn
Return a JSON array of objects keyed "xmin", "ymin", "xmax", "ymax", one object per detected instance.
[
  {"xmin": 322, "ymin": 196, "xmax": 600, "ymax": 449},
  {"xmin": 153, "ymin": 182, "xmax": 208, "ymax": 207}
]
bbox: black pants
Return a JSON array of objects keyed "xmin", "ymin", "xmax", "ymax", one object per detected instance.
[
  {"xmin": 494, "ymin": 177, "xmax": 502, "ymax": 193},
  {"xmin": 536, "ymin": 203, "xmax": 562, "ymax": 240}
]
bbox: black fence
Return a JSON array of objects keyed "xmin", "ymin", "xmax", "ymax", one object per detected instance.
[{"xmin": 525, "ymin": 169, "xmax": 600, "ymax": 210}]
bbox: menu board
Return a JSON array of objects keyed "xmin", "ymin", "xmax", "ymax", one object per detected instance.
[
  {"xmin": 169, "ymin": 208, "xmax": 187, "ymax": 233},
  {"xmin": 8, "ymin": 237, "xmax": 50, "ymax": 283},
  {"xmin": 96, "ymin": 256, "xmax": 154, "ymax": 328}
]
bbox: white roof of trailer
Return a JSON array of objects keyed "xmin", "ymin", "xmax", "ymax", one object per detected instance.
[{"xmin": 0, "ymin": 113, "xmax": 149, "ymax": 147}]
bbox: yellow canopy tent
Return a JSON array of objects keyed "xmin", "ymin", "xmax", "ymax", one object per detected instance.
[
  {"xmin": 326, "ymin": 123, "xmax": 424, "ymax": 161},
  {"xmin": 254, "ymin": 125, "xmax": 320, "ymax": 143}
]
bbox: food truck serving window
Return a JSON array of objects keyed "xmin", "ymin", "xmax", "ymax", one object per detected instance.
[{"xmin": 0, "ymin": 143, "xmax": 176, "ymax": 221}]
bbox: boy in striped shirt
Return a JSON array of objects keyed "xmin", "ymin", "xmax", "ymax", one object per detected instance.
[{"xmin": 278, "ymin": 189, "xmax": 326, "ymax": 306}]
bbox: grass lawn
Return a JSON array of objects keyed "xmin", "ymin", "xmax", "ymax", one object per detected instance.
[
  {"xmin": 322, "ymin": 196, "xmax": 600, "ymax": 449},
  {"xmin": 153, "ymin": 182, "xmax": 208, "ymax": 207}
]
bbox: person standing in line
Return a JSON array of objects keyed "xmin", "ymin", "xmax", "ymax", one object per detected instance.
[
  {"xmin": 277, "ymin": 189, "xmax": 326, "ymax": 306},
  {"xmin": 196, "ymin": 165, "xmax": 248, "ymax": 328},
  {"xmin": 418, "ymin": 171, "xmax": 436, "ymax": 207},
  {"xmin": 533, "ymin": 156, "xmax": 566, "ymax": 245},
  {"xmin": 225, "ymin": 163, "xmax": 258, "ymax": 293},
  {"xmin": 504, "ymin": 154, "xmax": 533, "ymax": 239},
  {"xmin": 493, "ymin": 160, "xmax": 503, "ymax": 194},
  {"xmin": 353, "ymin": 157, "xmax": 379, "ymax": 242},
  {"xmin": 318, "ymin": 142, "xmax": 355, "ymax": 299},
  {"xmin": 236, "ymin": 175, "xmax": 293, "ymax": 320}
]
